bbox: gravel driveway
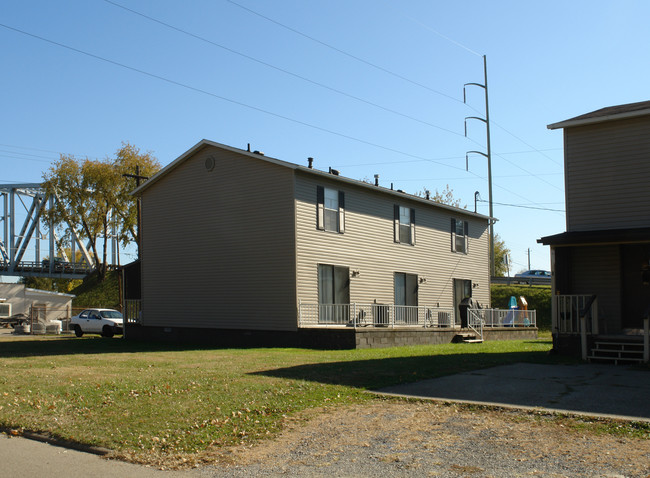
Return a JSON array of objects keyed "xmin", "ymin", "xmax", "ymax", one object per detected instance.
[{"xmin": 190, "ymin": 401, "xmax": 650, "ymax": 478}]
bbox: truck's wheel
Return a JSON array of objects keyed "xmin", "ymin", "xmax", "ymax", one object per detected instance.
[
  {"xmin": 74, "ymin": 325, "xmax": 83, "ymax": 337},
  {"xmin": 102, "ymin": 325, "xmax": 114, "ymax": 338}
]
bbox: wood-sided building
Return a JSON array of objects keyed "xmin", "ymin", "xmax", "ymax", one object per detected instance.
[
  {"xmin": 540, "ymin": 101, "xmax": 650, "ymax": 363},
  {"xmin": 128, "ymin": 139, "xmax": 505, "ymax": 348}
]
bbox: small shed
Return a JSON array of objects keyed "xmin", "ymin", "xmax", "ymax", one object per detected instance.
[{"xmin": 0, "ymin": 283, "xmax": 74, "ymax": 324}]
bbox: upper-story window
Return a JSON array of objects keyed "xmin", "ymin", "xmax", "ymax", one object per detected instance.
[
  {"xmin": 451, "ymin": 218, "xmax": 468, "ymax": 254},
  {"xmin": 317, "ymin": 186, "xmax": 345, "ymax": 233},
  {"xmin": 394, "ymin": 205, "xmax": 415, "ymax": 245}
]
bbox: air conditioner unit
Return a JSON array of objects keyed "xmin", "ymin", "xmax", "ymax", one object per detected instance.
[{"xmin": 438, "ymin": 311, "xmax": 451, "ymax": 327}]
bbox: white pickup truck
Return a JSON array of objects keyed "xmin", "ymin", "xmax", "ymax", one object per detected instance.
[{"xmin": 71, "ymin": 308, "xmax": 123, "ymax": 338}]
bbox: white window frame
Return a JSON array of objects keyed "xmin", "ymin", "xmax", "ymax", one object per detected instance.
[{"xmin": 451, "ymin": 218, "xmax": 468, "ymax": 254}]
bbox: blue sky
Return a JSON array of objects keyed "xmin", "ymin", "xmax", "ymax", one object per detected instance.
[{"xmin": 2, "ymin": 0, "xmax": 649, "ymax": 272}]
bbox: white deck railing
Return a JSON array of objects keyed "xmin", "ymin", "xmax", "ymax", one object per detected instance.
[
  {"xmin": 299, "ymin": 303, "xmax": 538, "ymax": 330},
  {"xmin": 298, "ymin": 302, "xmax": 457, "ymax": 328},
  {"xmin": 555, "ymin": 295, "xmax": 598, "ymax": 334},
  {"xmin": 472, "ymin": 309, "xmax": 537, "ymax": 328},
  {"xmin": 124, "ymin": 299, "xmax": 142, "ymax": 325},
  {"xmin": 468, "ymin": 308, "xmax": 537, "ymax": 341}
]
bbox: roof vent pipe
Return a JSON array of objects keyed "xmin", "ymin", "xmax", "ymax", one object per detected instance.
[
  {"xmin": 391, "ymin": 183, "xmax": 394, "ymax": 190},
  {"xmin": 374, "ymin": 174, "xmax": 379, "ymax": 186},
  {"xmin": 247, "ymin": 143, "xmax": 251, "ymax": 152},
  {"xmin": 307, "ymin": 157, "xmax": 313, "ymax": 169},
  {"xmin": 425, "ymin": 189, "xmax": 430, "ymax": 200}
]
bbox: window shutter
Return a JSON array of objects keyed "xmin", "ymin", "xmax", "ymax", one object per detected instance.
[
  {"xmin": 464, "ymin": 221, "xmax": 469, "ymax": 254},
  {"xmin": 393, "ymin": 205, "xmax": 400, "ymax": 242},
  {"xmin": 451, "ymin": 218, "xmax": 457, "ymax": 252},
  {"xmin": 316, "ymin": 186, "xmax": 324, "ymax": 230},
  {"xmin": 410, "ymin": 208, "xmax": 416, "ymax": 245},
  {"xmin": 338, "ymin": 191, "xmax": 345, "ymax": 233}
]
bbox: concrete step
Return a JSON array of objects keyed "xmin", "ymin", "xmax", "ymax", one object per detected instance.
[
  {"xmin": 588, "ymin": 355, "xmax": 643, "ymax": 365},
  {"xmin": 589, "ymin": 339, "xmax": 645, "ymax": 364}
]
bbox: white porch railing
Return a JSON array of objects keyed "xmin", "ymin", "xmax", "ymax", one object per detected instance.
[
  {"xmin": 298, "ymin": 302, "xmax": 457, "ymax": 328},
  {"xmin": 299, "ymin": 303, "xmax": 538, "ymax": 331},
  {"xmin": 124, "ymin": 299, "xmax": 142, "ymax": 325},
  {"xmin": 468, "ymin": 309, "xmax": 484, "ymax": 339},
  {"xmin": 555, "ymin": 295, "xmax": 598, "ymax": 334},
  {"xmin": 468, "ymin": 308, "xmax": 537, "ymax": 341},
  {"xmin": 477, "ymin": 309, "xmax": 537, "ymax": 328}
]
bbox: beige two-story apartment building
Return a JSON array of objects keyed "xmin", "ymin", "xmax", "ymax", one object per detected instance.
[
  {"xmin": 129, "ymin": 140, "xmax": 493, "ymax": 348},
  {"xmin": 540, "ymin": 101, "xmax": 650, "ymax": 362}
]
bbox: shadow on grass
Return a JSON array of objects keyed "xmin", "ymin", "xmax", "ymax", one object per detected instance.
[
  {"xmin": 251, "ymin": 349, "xmax": 574, "ymax": 390},
  {"xmin": 0, "ymin": 336, "xmax": 227, "ymax": 358}
]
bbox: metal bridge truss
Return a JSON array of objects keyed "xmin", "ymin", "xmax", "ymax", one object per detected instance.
[{"xmin": 0, "ymin": 183, "xmax": 118, "ymax": 279}]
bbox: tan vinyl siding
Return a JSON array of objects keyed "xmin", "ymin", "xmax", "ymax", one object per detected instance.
[
  {"xmin": 569, "ymin": 245, "xmax": 621, "ymax": 332},
  {"xmin": 564, "ymin": 116, "xmax": 650, "ymax": 231},
  {"xmin": 141, "ymin": 146, "xmax": 297, "ymax": 331},
  {"xmin": 294, "ymin": 173, "xmax": 490, "ymax": 310}
]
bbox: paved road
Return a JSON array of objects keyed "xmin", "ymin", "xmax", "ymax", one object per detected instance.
[
  {"xmin": 0, "ymin": 434, "xmax": 190, "ymax": 477},
  {"xmin": 379, "ymin": 362, "xmax": 650, "ymax": 422}
]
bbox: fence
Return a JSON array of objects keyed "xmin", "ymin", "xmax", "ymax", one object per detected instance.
[
  {"xmin": 300, "ymin": 302, "xmax": 537, "ymax": 334},
  {"xmin": 298, "ymin": 303, "xmax": 456, "ymax": 329},
  {"xmin": 12, "ymin": 305, "xmax": 75, "ymax": 334},
  {"xmin": 124, "ymin": 300, "xmax": 142, "ymax": 325},
  {"xmin": 555, "ymin": 295, "xmax": 598, "ymax": 334},
  {"xmin": 468, "ymin": 308, "xmax": 537, "ymax": 341},
  {"xmin": 474, "ymin": 308, "xmax": 537, "ymax": 328}
]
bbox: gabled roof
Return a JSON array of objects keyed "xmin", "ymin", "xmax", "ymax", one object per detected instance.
[
  {"xmin": 547, "ymin": 100, "xmax": 650, "ymax": 130},
  {"xmin": 132, "ymin": 139, "xmax": 492, "ymax": 221}
]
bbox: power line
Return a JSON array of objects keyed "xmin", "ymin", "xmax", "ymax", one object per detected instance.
[
  {"xmin": 387, "ymin": 6, "xmax": 564, "ymax": 169},
  {"xmin": 383, "ymin": 2, "xmax": 482, "ymax": 58},
  {"xmin": 0, "ymin": 143, "xmax": 65, "ymax": 155},
  {"xmin": 477, "ymin": 198, "xmax": 564, "ymax": 212},
  {"xmin": 0, "ymin": 149, "xmax": 57, "ymax": 162},
  {"xmin": 227, "ymin": 0, "xmax": 565, "ymax": 189},
  {"xmin": 104, "ymin": 0, "xmax": 465, "ymax": 138},
  {"xmin": 226, "ymin": 0, "xmax": 463, "ymax": 105},
  {"xmin": 0, "ymin": 22, "xmax": 470, "ymax": 173},
  {"xmin": 1, "ymin": 16, "xmax": 563, "ymax": 202},
  {"xmin": 344, "ymin": 149, "xmax": 563, "ymax": 168}
]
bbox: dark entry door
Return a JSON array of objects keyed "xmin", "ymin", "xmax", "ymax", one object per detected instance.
[
  {"xmin": 621, "ymin": 245, "xmax": 650, "ymax": 329},
  {"xmin": 453, "ymin": 279, "xmax": 472, "ymax": 326}
]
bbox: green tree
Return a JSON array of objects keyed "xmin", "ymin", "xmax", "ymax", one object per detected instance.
[
  {"xmin": 21, "ymin": 276, "xmax": 81, "ymax": 293},
  {"xmin": 112, "ymin": 143, "xmax": 160, "ymax": 250},
  {"xmin": 42, "ymin": 143, "xmax": 160, "ymax": 281},
  {"xmin": 493, "ymin": 234, "xmax": 511, "ymax": 277}
]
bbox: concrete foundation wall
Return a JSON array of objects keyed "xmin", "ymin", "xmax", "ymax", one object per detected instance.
[{"xmin": 127, "ymin": 324, "xmax": 537, "ymax": 349}]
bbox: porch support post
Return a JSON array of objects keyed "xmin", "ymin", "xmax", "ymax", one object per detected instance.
[
  {"xmin": 643, "ymin": 317, "xmax": 650, "ymax": 363},
  {"xmin": 298, "ymin": 299, "xmax": 301, "ymax": 328},
  {"xmin": 580, "ymin": 315, "xmax": 588, "ymax": 361}
]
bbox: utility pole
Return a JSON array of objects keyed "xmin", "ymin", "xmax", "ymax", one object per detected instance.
[
  {"xmin": 122, "ymin": 166, "xmax": 149, "ymax": 259},
  {"xmin": 527, "ymin": 248, "xmax": 531, "ymax": 271},
  {"xmin": 464, "ymin": 55, "xmax": 494, "ymax": 276}
]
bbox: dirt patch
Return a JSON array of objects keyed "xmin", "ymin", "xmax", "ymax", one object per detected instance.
[{"xmin": 191, "ymin": 400, "xmax": 650, "ymax": 477}]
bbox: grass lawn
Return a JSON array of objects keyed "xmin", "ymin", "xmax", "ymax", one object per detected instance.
[{"xmin": 0, "ymin": 334, "xmax": 596, "ymax": 464}]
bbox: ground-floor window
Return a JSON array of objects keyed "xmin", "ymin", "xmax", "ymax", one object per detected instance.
[
  {"xmin": 318, "ymin": 264, "xmax": 350, "ymax": 323},
  {"xmin": 394, "ymin": 272, "xmax": 418, "ymax": 324}
]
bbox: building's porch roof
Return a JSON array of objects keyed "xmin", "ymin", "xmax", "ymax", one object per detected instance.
[{"xmin": 538, "ymin": 227, "xmax": 650, "ymax": 247}]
